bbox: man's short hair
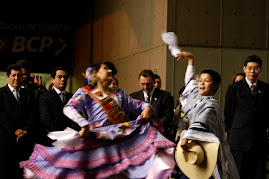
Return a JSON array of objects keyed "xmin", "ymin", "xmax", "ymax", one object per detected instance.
[
  {"xmin": 153, "ymin": 74, "xmax": 161, "ymax": 80},
  {"xmin": 244, "ymin": 55, "xmax": 262, "ymax": 69},
  {"xmin": 16, "ymin": 59, "xmax": 31, "ymax": 71},
  {"xmin": 51, "ymin": 66, "xmax": 70, "ymax": 78},
  {"xmin": 201, "ymin": 69, "xmax": 221, "ymax": 92},
  {"xmin": 138, "ymin": 69, "xmax": 155, "ymax": 80},
  {"xmin": 7, "ymin": 64, "xmax": 22, "ymax": 77}
]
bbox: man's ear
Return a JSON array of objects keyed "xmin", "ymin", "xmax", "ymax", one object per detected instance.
[
  {"xmin": 214, "ymin": 83, "xmax": 220, "ymax": 91},
  {"xmin": 243, "ymin": 66, "xmax": 246, "ymax": 73}
]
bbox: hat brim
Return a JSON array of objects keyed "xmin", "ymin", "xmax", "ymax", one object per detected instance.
[{"xmin": 175, "ymin": 140, "xmax": 219, "ymax": 179}]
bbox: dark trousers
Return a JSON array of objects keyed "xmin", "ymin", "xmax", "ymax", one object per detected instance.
[
  {"xmin": 0, "ymin": 152, "xmax": 23, "ymax": 179},
  {"xmin": 231, "ymin": 148, "xmax": 267, "ymax": 179}
]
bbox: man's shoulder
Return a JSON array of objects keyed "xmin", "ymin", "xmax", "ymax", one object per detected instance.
[
  {"xmin": 22, "ymin": 86, "xmax": 35, "ymax": 94},
  {"xmin": 257, "ymin": 79, "xmax": 269, "ymax": 86},
  {"xmin": 228, "ymin": 79, "xmax": 246, "ymax": 90},
  {"xmin": 66, "ymin": 92, "xmax": 73, "ymax": 98},
  {"xmin": 40, "ymin": 89, "xmax": 56, "ymax": 98},
  {"xmin": 130, "ymin": 90, "xmax": 142, "ymax": 97},
  {"xmin": 154, "ymin": 88, "xmax": 172, "ymax": 96},
  {"xmin": 0, "ymin": 85, "xmax": 8, "ymax": 91}
]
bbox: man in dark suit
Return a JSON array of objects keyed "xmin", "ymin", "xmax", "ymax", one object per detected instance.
[
  {"xmin": 16, "ymin": 59, "xmax": 47, "ymax": 100},
  {"xmin": 39, "ymin": 67, "xmax": 80, "ymax": 146},
  {"xmin": 0, "ymin": 64, "xmax": 36, "ymax": 178},
  {"xmin": 224, "ymin": 55, "xmax": 269, "ymax": 179},
  {"xmin": 129, "ymin": 69, "xmax": 174, "ymax": 137}
]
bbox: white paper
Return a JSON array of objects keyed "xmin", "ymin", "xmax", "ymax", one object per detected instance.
[
  {"xmin": 161, "ymin": 32, "xmax": 182, "ymax": 58},
  {"xmin": 47, "ymin": 127, "xmax": 83, "ymax": 149}
]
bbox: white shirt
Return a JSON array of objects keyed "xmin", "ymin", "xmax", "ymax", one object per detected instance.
[
  {"xmin": 53, "ymin": 87, "xmax": 66, "ymax": 95},
  {"xmin": 245, "ymin": 77, "xmax": 257, "ymax": 89},
  {"xmin": 8, "ymin": 84, "xmax": 20, "ymax": 101},
  {"xmin": 143, "ymin": 87, "xmax": 155, "ymax": 102}
]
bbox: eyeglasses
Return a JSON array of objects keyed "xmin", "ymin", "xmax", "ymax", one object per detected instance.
[
  {"xmin": 246, "ymin": 66, "xmax": 260, "ymax": 71},
  {"xmin": 56, "ymin": 75, "xmax": 69, "ymax": 80}
]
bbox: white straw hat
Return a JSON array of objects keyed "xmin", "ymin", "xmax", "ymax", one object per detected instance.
[{"xmin": 175, "ymin": 140, "xmax": 219, "ymax": 179}]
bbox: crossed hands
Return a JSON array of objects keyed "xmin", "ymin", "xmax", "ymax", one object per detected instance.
[{"xmin": 15, "ymin": 129, "xmax": 27, "ymax": 143}]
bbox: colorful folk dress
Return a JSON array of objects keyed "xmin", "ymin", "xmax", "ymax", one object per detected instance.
[{"xmin": 20, "ymin": 86, "xmax": 176, "ymax": 179}]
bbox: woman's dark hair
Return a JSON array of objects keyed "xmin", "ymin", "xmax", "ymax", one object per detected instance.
[
  {"xmin": 91, "ymin": 62, "xmax": 118, "ymax": 75},
  {"xmin": 244, "ymin": 55, "xmax": 262, "ymax": 69},
  {"xmin": 104, "ymin": 61, "xmax": 117, "ymax": 75},
  {"xmin": 201, "ymin": 69, "xmax": 221, "ymax": 92},
  {"xmin": 90, "ymin": 63, "xmax": 103, "ymax": 73},
  {"xmin": 231, "ymin": 72, "xmax": 245, "ymax": 83}
]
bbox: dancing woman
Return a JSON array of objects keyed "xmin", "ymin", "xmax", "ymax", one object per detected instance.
[{"xmin": 20, "ymin": 63, "xmax": 175, "ymax": 179}]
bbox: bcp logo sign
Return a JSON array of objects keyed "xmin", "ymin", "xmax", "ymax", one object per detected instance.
[{"xmin": 10, "ymin": 36, "xmax": 67, "ymax": 56}]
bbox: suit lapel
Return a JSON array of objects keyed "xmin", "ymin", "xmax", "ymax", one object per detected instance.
[
  {"xmin": 19, "ymin": 88, "xmax": 25, "ymax": 106},
  {"xmin": 255, "ymin": 80, "xmax": 265, "ymax": 105},
  {"xmin": 5, "ymin": 85, "xmax": 20, "ymax": 107},
  {"xmin": 242, "ymin": 78, "xmax": 256, "ymax": 101},
  {"xmin": 138, "ymin": 91, "xmax": 145, "ymax": 101},
  {"xmin": 151, "ymin": 89, "xmax": 158, "ymax": 106},
  {"xmin": 65, "ymin": 92, "xmax": 73, "ymax": 105},
  {"xmin": 52, "ymin": 89, "xmax": 64, "ymax": 107}
]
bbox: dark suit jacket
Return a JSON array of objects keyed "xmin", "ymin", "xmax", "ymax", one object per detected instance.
[
  {"xmin": 0, "ymin": 85, "xmax": 36, "ymax": 153},
  {"xmin": 129, "ymin": 88, "xmax": 174, "ymax": 129},
  {"xmin": 224, "ymin": 78, "xmax": 269, "ymax": 151},
  {"xmin": 39, "ymin": 89, "xmax": 80, "ymax": 145}
]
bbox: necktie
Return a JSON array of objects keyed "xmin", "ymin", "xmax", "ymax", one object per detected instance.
[
  {"xmin": 60, "ymin": 92, "xmax": 65, "ymax": 103},
  {"xmin": 14, "ymin": 89, "xmax": 20, "ymax": 102},
  {"xmin": 145, "ymin": 93, "xmax": 150, "ymax": 103},
  {"xmin": 251, "ymin": 84, "xmax": 256, "ymax": 96}
]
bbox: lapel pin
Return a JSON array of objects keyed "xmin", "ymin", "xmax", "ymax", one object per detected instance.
[
  {"xmin": 154, "ymin": 98, "xmax": 157, "ymax": 101},
  {"xmin": 258, "ymin": 90, "xmax": 261, "ymax": 93}
]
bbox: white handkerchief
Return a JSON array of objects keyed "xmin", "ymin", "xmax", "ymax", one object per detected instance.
[
  {"xmin": 161, "ymin": 32, "xmax": 181, "ymax": 57},
  {"xmin": 48, "ymin": 127, "xmax": 83, "ymax": 149}
]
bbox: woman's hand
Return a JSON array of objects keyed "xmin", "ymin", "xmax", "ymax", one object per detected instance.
[
  {"xmin": 80, "ymin": 125, "xmax": 90, "ymax": 139},
  {"xmin": 180, "ymin": 138, "xmax": 190, "ymax": 151},
  {"xmin": 141, "ymin": 106, "xmax": 152, "ymax": 120}
]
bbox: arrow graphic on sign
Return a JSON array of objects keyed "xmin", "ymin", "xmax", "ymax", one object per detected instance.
[
  {"xmin": 0, "ymin": 40, "xmax": 6, "ymax": 49},
  {"xmin": 53, "ymin": 38, "xmax": 67, "ymax": 56}
]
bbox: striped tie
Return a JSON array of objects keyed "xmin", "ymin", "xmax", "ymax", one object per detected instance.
[
  {"xmin": 251, "ymin": 84, "xmax": 256, "ymax": 96},
  {"xmin": 145, "ymin": 93, "xmax": 150, "ymax": 103}
]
